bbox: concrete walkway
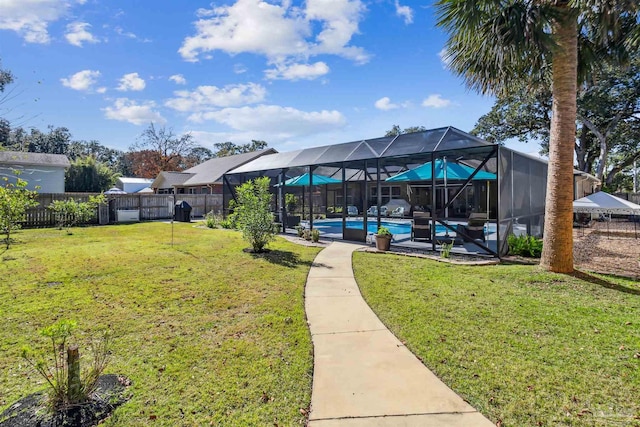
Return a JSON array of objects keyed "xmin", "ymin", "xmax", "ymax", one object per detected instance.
[{"xmin": 305, "ymin": 241, "xmax": 494, "ymax": 426}]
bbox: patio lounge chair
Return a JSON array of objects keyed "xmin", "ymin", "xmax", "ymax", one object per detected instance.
[
  {"xmin": 366, "ymin": 206, "xmax": 388, "ymax": 217},
  {"xmin": 411, "ymin": 211, "xmax": 431, "ymax": 241},
  {"xmin": 456, "ymin": 212, "xmax": 487, "ymax": 242},
  {"xmin": 390, "ymin": 207, "xmax": 405, "ymax": 218},
  {"xmin": 347, "ymin": 205, "xmax": 359, "ymax": 216}
]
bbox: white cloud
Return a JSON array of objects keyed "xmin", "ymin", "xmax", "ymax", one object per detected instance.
[
  {"xmin": 103, "ymin": 98, "xmax": 165, "ymax": 125},
  {"xmin": 169, "ymin": 74, "xmax": 187, "ymax": 85},
  {"xmin": 374, "ymin": 96, "xmax": 399, "ymax": 111},
  {"xmin": 165, "ymin": 83, "xmax": 267, "ymax": 112},
  {"xmin": 0, "ymin": 0, "xmax": 84, "ymax": 43},
  {"xmin": 65, "ymin": 21, "xmax": 99, "ymax": 46},
  {"xmin": 179, "ymin": 0, "xmax": 369, "ymax": 65},
  {"xmin": 394, "ymin": 1, "xmax": 413, "ymax": 25},
  {"xmin": 189, "ymin": 104, "xmax": 346, "ymax": 138},
  {"xmin": 114, "ymin": 25, "xmax": 151, "ymax": 42},
  {"xmin": 117, "ymin": 72, "xmax": 146, "ymax": 91},
  {"xmin": 265, "ymin": 61, "xmax": 329, "ymax": 81},
  {"xmin": 422, "ymin": 94, "xmax": 452, "ymax": 108},
  {"xmin": 234, "ymin": 63, "xmax": 248, "ymax": 74},
  {"xmin": 60, "ymin": 69, "xmax": 101, "ymax": 91},
  {"xmin": 96, "ymin": 87, "xmax": 107, "ymax": 94},
  {"xmin": 438, "ymin": 48, "xmax": 451, "ymax": 68}
]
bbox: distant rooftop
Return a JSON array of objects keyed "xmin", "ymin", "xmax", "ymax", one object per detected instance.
[
  {"xmin": 117, "ymin": 177, "xmax": 155, "ymax": 184},
  {"xmin": 0, "ymin": 151, "xmax": 70, "ymax": 168}
]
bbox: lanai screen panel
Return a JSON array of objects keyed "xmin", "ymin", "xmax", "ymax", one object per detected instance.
[{"xmin": 497, "ymin": 147, "xmax": 549, "ymax": 255}]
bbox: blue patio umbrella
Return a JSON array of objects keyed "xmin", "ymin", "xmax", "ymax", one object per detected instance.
[
  {"xmin": 385, "ymin": 159, "xmax": 496, "ymax": 182},
  {"xmin": 386, "ymin": 159, "xmax": 496, "ymax": 217},
  {"xmin": 276, "ymin": 172, "xmax": 342, "ymax": 186}
]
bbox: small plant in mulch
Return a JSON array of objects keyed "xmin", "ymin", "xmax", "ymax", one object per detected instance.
[
  {"xmin": 507, "ymin": 234, "xmax": 543, "ymax": 258},
  {"xmin": 0, "ymin": 320, "xmax": 130, "ymax": 427},
  {"xmin": 311, "ymin": 229, "xmax": 320, "ymax": 243}
]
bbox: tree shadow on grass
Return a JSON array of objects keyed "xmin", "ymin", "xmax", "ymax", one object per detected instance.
[
  {"xmin": 572, "ymin": 270, "xmax": 640, "ymax": 296},
  {"xmin": 250, "ymin": 249, "xmax": 333, "ymax": 270}
]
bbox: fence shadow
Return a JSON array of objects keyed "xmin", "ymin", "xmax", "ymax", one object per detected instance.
[{"xmin": 572, "ymin": 270, "xmax": 640, "ymax": 296}]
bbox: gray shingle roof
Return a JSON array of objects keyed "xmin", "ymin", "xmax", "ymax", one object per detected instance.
[
  {"xmin": 0, "ymin": 151, "xmax": 70, "ymax": 167},
  {"xmin": 179, "ymin": 148, "xmax": 277, "ymax": 186},
  {"xmin": 151, "ymin": 148, "xmax": 277, "ymax": 189}
]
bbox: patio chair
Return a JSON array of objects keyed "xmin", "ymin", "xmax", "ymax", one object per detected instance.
[
  {"xmin": 347, "ymin": 205, "xmax": 359, "ymax": 216},
  {"xmin": 411, "ymin": 211, "xmax": 431, "ymax": 241},
  {"xmin": 390, "ymin": 207, "xmax": 405, "ymax": 218},
  {"xmin": 367, "ymin": 206, "xmax": 388, "ymax": 217},
  {"xmin": 456, "ymin": 212, "xmax": 487, "ymax": 242}
]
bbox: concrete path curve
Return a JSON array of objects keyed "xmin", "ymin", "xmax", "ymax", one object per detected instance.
[{"xmin": 305, "ymin": 241, "xmax": 494, "ymax": 426}]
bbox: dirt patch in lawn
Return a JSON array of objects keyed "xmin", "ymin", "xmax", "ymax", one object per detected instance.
[{"xmin": 574, "ymin": 220, "xmax": 639, "ymax": 279}]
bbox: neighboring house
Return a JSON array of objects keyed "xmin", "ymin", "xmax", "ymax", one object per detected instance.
[
  {"xmin": 151, "ymin": 148, "xmax": 277, "ymax": 194},
  {"xmin": 0, "ymin": 151, "xmax": 70, "ymax": 193},
  {"xmin": 116, "ymin": 177, "xmax": 155, "ymax": 193}
]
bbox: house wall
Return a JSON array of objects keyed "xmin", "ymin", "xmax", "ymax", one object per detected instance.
[{"xmin": 0, "ymin": 164, "xmax": 66, "ymax": 193}]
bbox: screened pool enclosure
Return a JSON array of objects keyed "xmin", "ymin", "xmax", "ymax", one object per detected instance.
[{"xmin": 224, "ymin": 127, "xmax": 550, "ymax": 257}]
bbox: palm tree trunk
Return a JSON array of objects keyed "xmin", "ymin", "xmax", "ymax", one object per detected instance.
[{"xmin": 540, "ymin": 9, "xmax": 577, "ymax": 273}]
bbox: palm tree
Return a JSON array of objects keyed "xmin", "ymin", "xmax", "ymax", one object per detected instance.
[{"xmin": 436, "ymin": 1, "xmax": 638, "ymax": 273}]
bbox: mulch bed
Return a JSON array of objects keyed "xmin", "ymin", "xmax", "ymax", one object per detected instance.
[{"xmin": 0, "ymin": 375, "xmax": 131, "ymax": 427}]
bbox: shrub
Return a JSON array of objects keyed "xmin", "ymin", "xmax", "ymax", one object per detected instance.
[
  {"xmin": 285, "ymin": 193, "xmax": 297, "ymax": 212},
  {"xmin": 21, "ymin": 320, "xmax": 111, "ymax": 412},
  {"xmin": 0, "ymin": 174, "xmax": 39, "ymax": 249},
  {"xmin": 302, "ymin": 229, "xmax": 311, "ymax": 240},
  {"xmin": 296, "ymin": 225, "xmax": 305, "ymax": 237},
  {"xmin": 233, "ymin": 177, "xmax": 276, "ymax": 252},
  {"xmin": 311, "ymin": 228, "xmax": 320, "ymax": 242},
  {"xmin": 440, "ymin": 242, "xmax": 454, "ymax": 258},
  {"xmin": 204, "ymin": 210, "xmax": 222, "ymax": 228},
  {"xmin": 48, "ymin": 194, "xmax": 106, "ymax": 234},
  {"xmin": 507, "ymin": 234, "xmax": 543, "ymax": 258}
]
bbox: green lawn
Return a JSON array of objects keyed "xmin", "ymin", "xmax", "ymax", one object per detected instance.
[
  {"xmin": 0, "ymin": 222, "xmax": 321, "ymax": 426},
  {"xmin": 353, "ymin": 253, "xmax": 640, "ymax": 427}
]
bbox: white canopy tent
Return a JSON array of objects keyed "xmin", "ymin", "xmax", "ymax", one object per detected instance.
[
  {"xmin": 573, "ymin": 191, "xmax": 639, "ymax": 238},
  {"xmin": 573, "ymin": 191, "xmax": 640, "ymax": 214}
]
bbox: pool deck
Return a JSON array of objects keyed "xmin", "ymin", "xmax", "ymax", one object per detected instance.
[{"xmin": 298, "ymin": 217, "xmax": 498, "ymax": 256}]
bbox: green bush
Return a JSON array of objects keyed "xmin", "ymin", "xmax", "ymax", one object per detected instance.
[
  {"xmin": 233, "ymin": 177, "xmax": 276, "ymax": 252},
  {"xmin": 296, "ymin": 225, "xmax": 305, "ymax": 237},
  {"xmin": 376, "ymin": 226, "xmax": 392, "ymax": 236},
  {"xmin": 48, "ymin": 194, "xmax": 106, "ymax": 234},
  {"xmin": 311, "ymin": 228, "xmax": 320, "ymax": 243},
  {"xmin": 440, "ymin": 242, "xmax": 453, "ymax": 258},
  {"xmin": 507, "ymin": 234, "xmax": 543, "ymax": 258},
  {"xmin": 204, "ymin": 210, "xmax": 222, "ymax": 228}
]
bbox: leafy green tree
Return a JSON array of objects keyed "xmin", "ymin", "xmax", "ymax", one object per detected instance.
[
  {"xmin": 48, "ymin": 194, "xmax": 106, "ymax": 233},
  {"xmin": 473, "ymin": 54, "xmax": 640, "ymax": 184},
  {"xmin": 0, "ymin": 173, "xmax": 39, "ymax": 248},
  {"xmin": 384, "ymin": 125, "xmax": 427, "ymax": 137},
  {"xmin": 436, "ymin": 0, "xmax": 639, "ymax": 273},
  {"xmin": 212, "ymin": 140, "xmax": 268, "ymax": 157},
  {"xmin": 65, "ymin": 157, "xmax": 118, "ymax": 192},
  {"xmin": 233, "ymin": 176, "xmax": 276, "ymax": 252}
]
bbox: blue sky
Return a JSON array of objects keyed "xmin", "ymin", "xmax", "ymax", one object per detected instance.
[{"xmin": 0, "ymin": 0, "xmax": 540, "ymax": 155}]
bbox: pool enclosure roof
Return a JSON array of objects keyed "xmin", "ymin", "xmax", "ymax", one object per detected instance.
[{"xmin": 227, "ymin": 127, "xmax": 495, "ymax": 174}]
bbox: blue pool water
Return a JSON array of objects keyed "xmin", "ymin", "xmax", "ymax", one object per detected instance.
[{"xmin": 312, "ymin": 220, "xmax": 495, "ymax": 236}]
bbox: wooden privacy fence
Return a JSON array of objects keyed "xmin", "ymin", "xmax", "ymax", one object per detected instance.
[
  {"xmin": 614, "ymin": 192, "xmax": 640, "ymax": 205},
  {"xmin": 21, "ymin": 193, "xmax": 224, "ymax": 228}
]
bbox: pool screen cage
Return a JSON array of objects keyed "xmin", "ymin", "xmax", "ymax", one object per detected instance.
[{"xmin": 224, "ymin": 127, "xmax": 549, "ymax": 257}]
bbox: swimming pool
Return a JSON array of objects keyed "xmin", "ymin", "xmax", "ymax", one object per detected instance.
[{"xmin": 311, "ymin": 220, "xmax": 495, "ymax": 236}]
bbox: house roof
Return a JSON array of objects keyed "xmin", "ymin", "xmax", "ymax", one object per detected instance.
[
  {"xmin": 117, "ymin": 177, "xmax": 155, "ymax": 185},
  {"xmin": 0, "ymin": 151, "xmax": 70, "ymax": 168},
  {"xmin": 151, "ymin": 148, "xmax": 277, "ymax": 189},
  {"xmin": 151, "ymin": 171, "xmax": 194, "ymax": 189}
]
